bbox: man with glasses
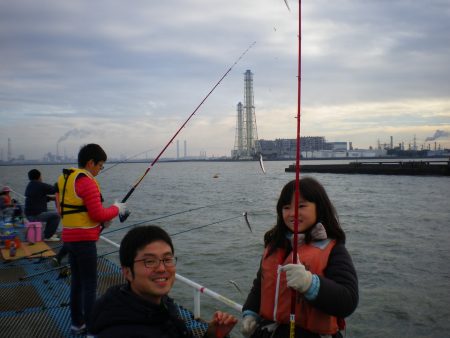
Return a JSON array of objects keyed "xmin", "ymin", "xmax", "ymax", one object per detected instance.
[
  {"xmin": 89, "ymin": 225, "xmax": 238, "ymax": 337},
  {"xmin": 57, "ymin": 143, "xmax": 128, "ymax": 335}
]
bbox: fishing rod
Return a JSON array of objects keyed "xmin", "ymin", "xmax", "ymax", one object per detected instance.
[
  {"xmin": 288, "ymin": 0, "xmax": 302, "ymax": 337},
  {"xmin": 7, "ymin": 187, "xmax": 26, "ymax": 201},
  {"xmin": 3, "ymin": 244, "xmax": 64, "ymax": 264},
  {"xmin": 118, "ymin": 41, "xmax": 256, "ymax": 222},
  {"xmin": 18, "ymin": 247, "xmax": 119, "ymax": 281},
  {"xmin": 19, "ymin": 212, "xmax": 252, "ymax": 280}
]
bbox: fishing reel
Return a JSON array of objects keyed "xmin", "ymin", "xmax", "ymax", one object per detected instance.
[{"xmin": 119, "ymin": 210, "xmax": 131, "ymax": 223}]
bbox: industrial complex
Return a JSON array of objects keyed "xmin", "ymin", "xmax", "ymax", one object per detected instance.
[{"xmin": 230, "ymin": 70, "xmax": 449, "ymax": 160}]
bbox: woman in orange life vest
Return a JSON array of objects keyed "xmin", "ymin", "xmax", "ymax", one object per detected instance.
[{"xmin": 241, "ymin": 177, "xmax": 358, "ymax": 338}]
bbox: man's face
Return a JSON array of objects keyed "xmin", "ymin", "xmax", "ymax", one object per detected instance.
[{"xmin": 123, "ymin": 240, "xmax": 176, "ymax": 304}]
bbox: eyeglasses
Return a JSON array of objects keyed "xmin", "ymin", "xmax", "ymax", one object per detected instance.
[{"xmin": 134, "ymin": 256, "xmax": 177, "ymax": 269}]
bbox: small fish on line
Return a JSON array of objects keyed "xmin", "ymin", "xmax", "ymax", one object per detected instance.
[
  {"xmin": 259, "ymin": 154, "xmax": 266, "ymax": 174},
  {"xmin": 228, "ymin": 280, "xmax": 243, "ymax": 295},
  {"xmin": 243, "ymin": 212, "xmax": 252, "ymax": 233}
]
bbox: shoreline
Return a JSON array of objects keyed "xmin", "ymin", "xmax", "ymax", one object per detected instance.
[{"xmin": 1, "ymin": 155, "xmax": 449, "ymax": 166}]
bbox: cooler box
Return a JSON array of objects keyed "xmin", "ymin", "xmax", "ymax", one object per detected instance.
[{"xmin": 26, "ymin": 222, "xmax": 42, "ymax": 243}]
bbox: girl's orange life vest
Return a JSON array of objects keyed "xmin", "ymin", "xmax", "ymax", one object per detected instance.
[{"xmin": 259, "ymin": 239, "xmax": 339, "ymax": 335}]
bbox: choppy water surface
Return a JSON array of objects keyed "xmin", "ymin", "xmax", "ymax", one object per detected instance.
[{"xmin": 1, "ymin": 161, "xmax": 449, "ymax": 337}]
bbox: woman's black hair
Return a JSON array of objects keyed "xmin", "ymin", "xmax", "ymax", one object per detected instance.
[{"xmin": 264, "ymin": 177, "xmax": 345, "ymax": 256}]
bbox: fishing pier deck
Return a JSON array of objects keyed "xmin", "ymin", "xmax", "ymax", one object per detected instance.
[
  {"xmin": 0, "ymin": 242, "xmax": 125, "ymax": 338},
  {"xmin": 0, "ymin": 235, "xmax": 243, "ymax": 338}
]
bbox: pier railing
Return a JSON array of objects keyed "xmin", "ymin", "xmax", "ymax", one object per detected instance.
[{"xmin": 100, "ymin": 235, "xmax": 243, "ymax": 318}]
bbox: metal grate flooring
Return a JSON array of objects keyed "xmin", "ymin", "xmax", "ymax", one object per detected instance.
[{"xmin": 0, "ymin": 253, "xmax": 126, "ymax": 338}]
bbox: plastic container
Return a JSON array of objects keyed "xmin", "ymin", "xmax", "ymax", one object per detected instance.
[
  {"xmin": 26, "ymin": 222, "xmax": 42, "ymax": 243},
  {"xmin": 2, "ymin": 234, "xmax": 17, "ymax": 248},
  {"xmin": 9, "ymin": 241, "xmax": 16, "ymax": 257}
]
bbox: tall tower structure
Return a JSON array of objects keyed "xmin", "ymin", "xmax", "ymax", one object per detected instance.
[
  {"xmin": 233, "ymin": 102, "xmax": 244, "ymax": 156},
  {"xmin": 233, "ymin": 70, "xmax": 259, "ymax": 159}
]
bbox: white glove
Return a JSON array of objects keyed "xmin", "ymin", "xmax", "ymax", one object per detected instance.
[
  {"xmin": 282, "ymin": 263, "xmax": 313, "ymax": 293},
  {"xmin": 113, "ymin": 201, "xmax": 128, "ymax": 216},
  {"xmin": 241, "ymin": 315, "xmax": 257, "ymax": 337}
]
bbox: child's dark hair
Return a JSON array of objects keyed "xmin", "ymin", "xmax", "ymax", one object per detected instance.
[
  {"xmin": 264, "ymin": 177, "xmax": 345, "ymax": 256},
  {"xmin": 119, "ymin": 225, "xmax": 174, "ymax": 273},
  {"xmin": 78, "ymin": 143, "xmax": 107, "ymax": 167}
]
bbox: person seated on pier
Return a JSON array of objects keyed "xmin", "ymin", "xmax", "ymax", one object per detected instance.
[
  {"xmin": 0, "ymin": 186, "xmax": 23, "ymax": 221},
  {"xmin": 24, "ymin": 169, "xmax": 61, "ymax": 241},
  {"xmin": 89, "ymin": 225, "xmax": 238, "ymax": 338}
]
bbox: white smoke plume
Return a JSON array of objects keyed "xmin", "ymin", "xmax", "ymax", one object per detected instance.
[
  {"xmin": 425, "ymin": 130, "xmax": 449, "ymax": 142},
  {"xmin": 57, "ymin": 129, "xmax": 93, "ymax": 144}
]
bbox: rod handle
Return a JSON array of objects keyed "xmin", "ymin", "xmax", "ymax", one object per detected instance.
[{"xmin": 119, "ymin": 210, "xmax": 131, "ymax": 223}]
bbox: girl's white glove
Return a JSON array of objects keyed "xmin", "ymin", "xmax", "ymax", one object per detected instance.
[
  {"xmin": 282, "ymin": 263, "xmax": 312, "ymax": 293},
  {"xmin": 241, "ymin": 315, "xmax": 257, "ymax": 337}
]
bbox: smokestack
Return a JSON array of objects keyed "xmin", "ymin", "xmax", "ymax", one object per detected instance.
[
  {"xmin": 184, "ymin": 140, "xmax": 187, "ymax": 158},
  {"xmin": 7, "ymin": 138, "xmax": 12, "ymax": 161},
  {"xmin": 176, "ymin": 140, "xmax": 180, "ymax": 159}
]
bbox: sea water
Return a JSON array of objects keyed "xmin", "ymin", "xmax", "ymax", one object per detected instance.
[{"xmin": 1, "ymin": 161, "xmax": 449, "ymax": 337}]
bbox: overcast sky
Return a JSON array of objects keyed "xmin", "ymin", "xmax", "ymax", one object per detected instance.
[{"xmin": 1, "ymin": 0, "xmax": 449, "ymax": 160}]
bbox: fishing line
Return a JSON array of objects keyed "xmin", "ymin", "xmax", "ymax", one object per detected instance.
[
  {"xmin": 7, "ymin": 203, "xmax": 222, "ymax": 265},
  {"xmin": 8, "ymin": 202, "xmax": 234, "ymax": 265},
  {"xmin": 6, "ymin": 187, "xmax": 26, "ymax": 201},
  {"xmin": 169, "ymin": 213, "xmax": 251, "ymax": 237},
  {"xmin": 100, "ymin": 147, "xmax": 156, "ymax": 174},
  {"xmin": 102, "ymin": 201, "xmax": 240, "ymax": 235},
  {"xmin": 19, "ymin": 212, "xmax": 251, "ymax": 280},
  {"xmin": 117, "ymin": 41, "xmax": 257, "ymax": 222}
]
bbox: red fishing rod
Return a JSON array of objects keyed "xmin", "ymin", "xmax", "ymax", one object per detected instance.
[
  {"xmin": 119, "ymin": 41, "xmax": 256, "ymax": 222},
  {"xmin": 289, "ymin": 0, "xmax": 302, "ymax": 337}
]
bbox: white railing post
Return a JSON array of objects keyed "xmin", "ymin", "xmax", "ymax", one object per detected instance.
[{"xmin": 194, "ymin": 288, "xmax": 201, "ymax": 318}]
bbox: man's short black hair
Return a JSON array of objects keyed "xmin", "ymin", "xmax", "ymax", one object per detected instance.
[
  {"xmin": 120, "ymin": 225, "xmax": 174, "ymax": 269},
  {"xmin": 28, "ymin": 169, "xmax": 41, "ymax": 181},
  {"xmin": 78, "ymin": 143, "xmax": 107, "ymax": 167}
]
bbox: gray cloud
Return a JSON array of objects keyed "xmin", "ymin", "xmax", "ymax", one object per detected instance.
[{"xmin": 1, "ymin": 0, "xmax": 449, "ymax": 158}]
